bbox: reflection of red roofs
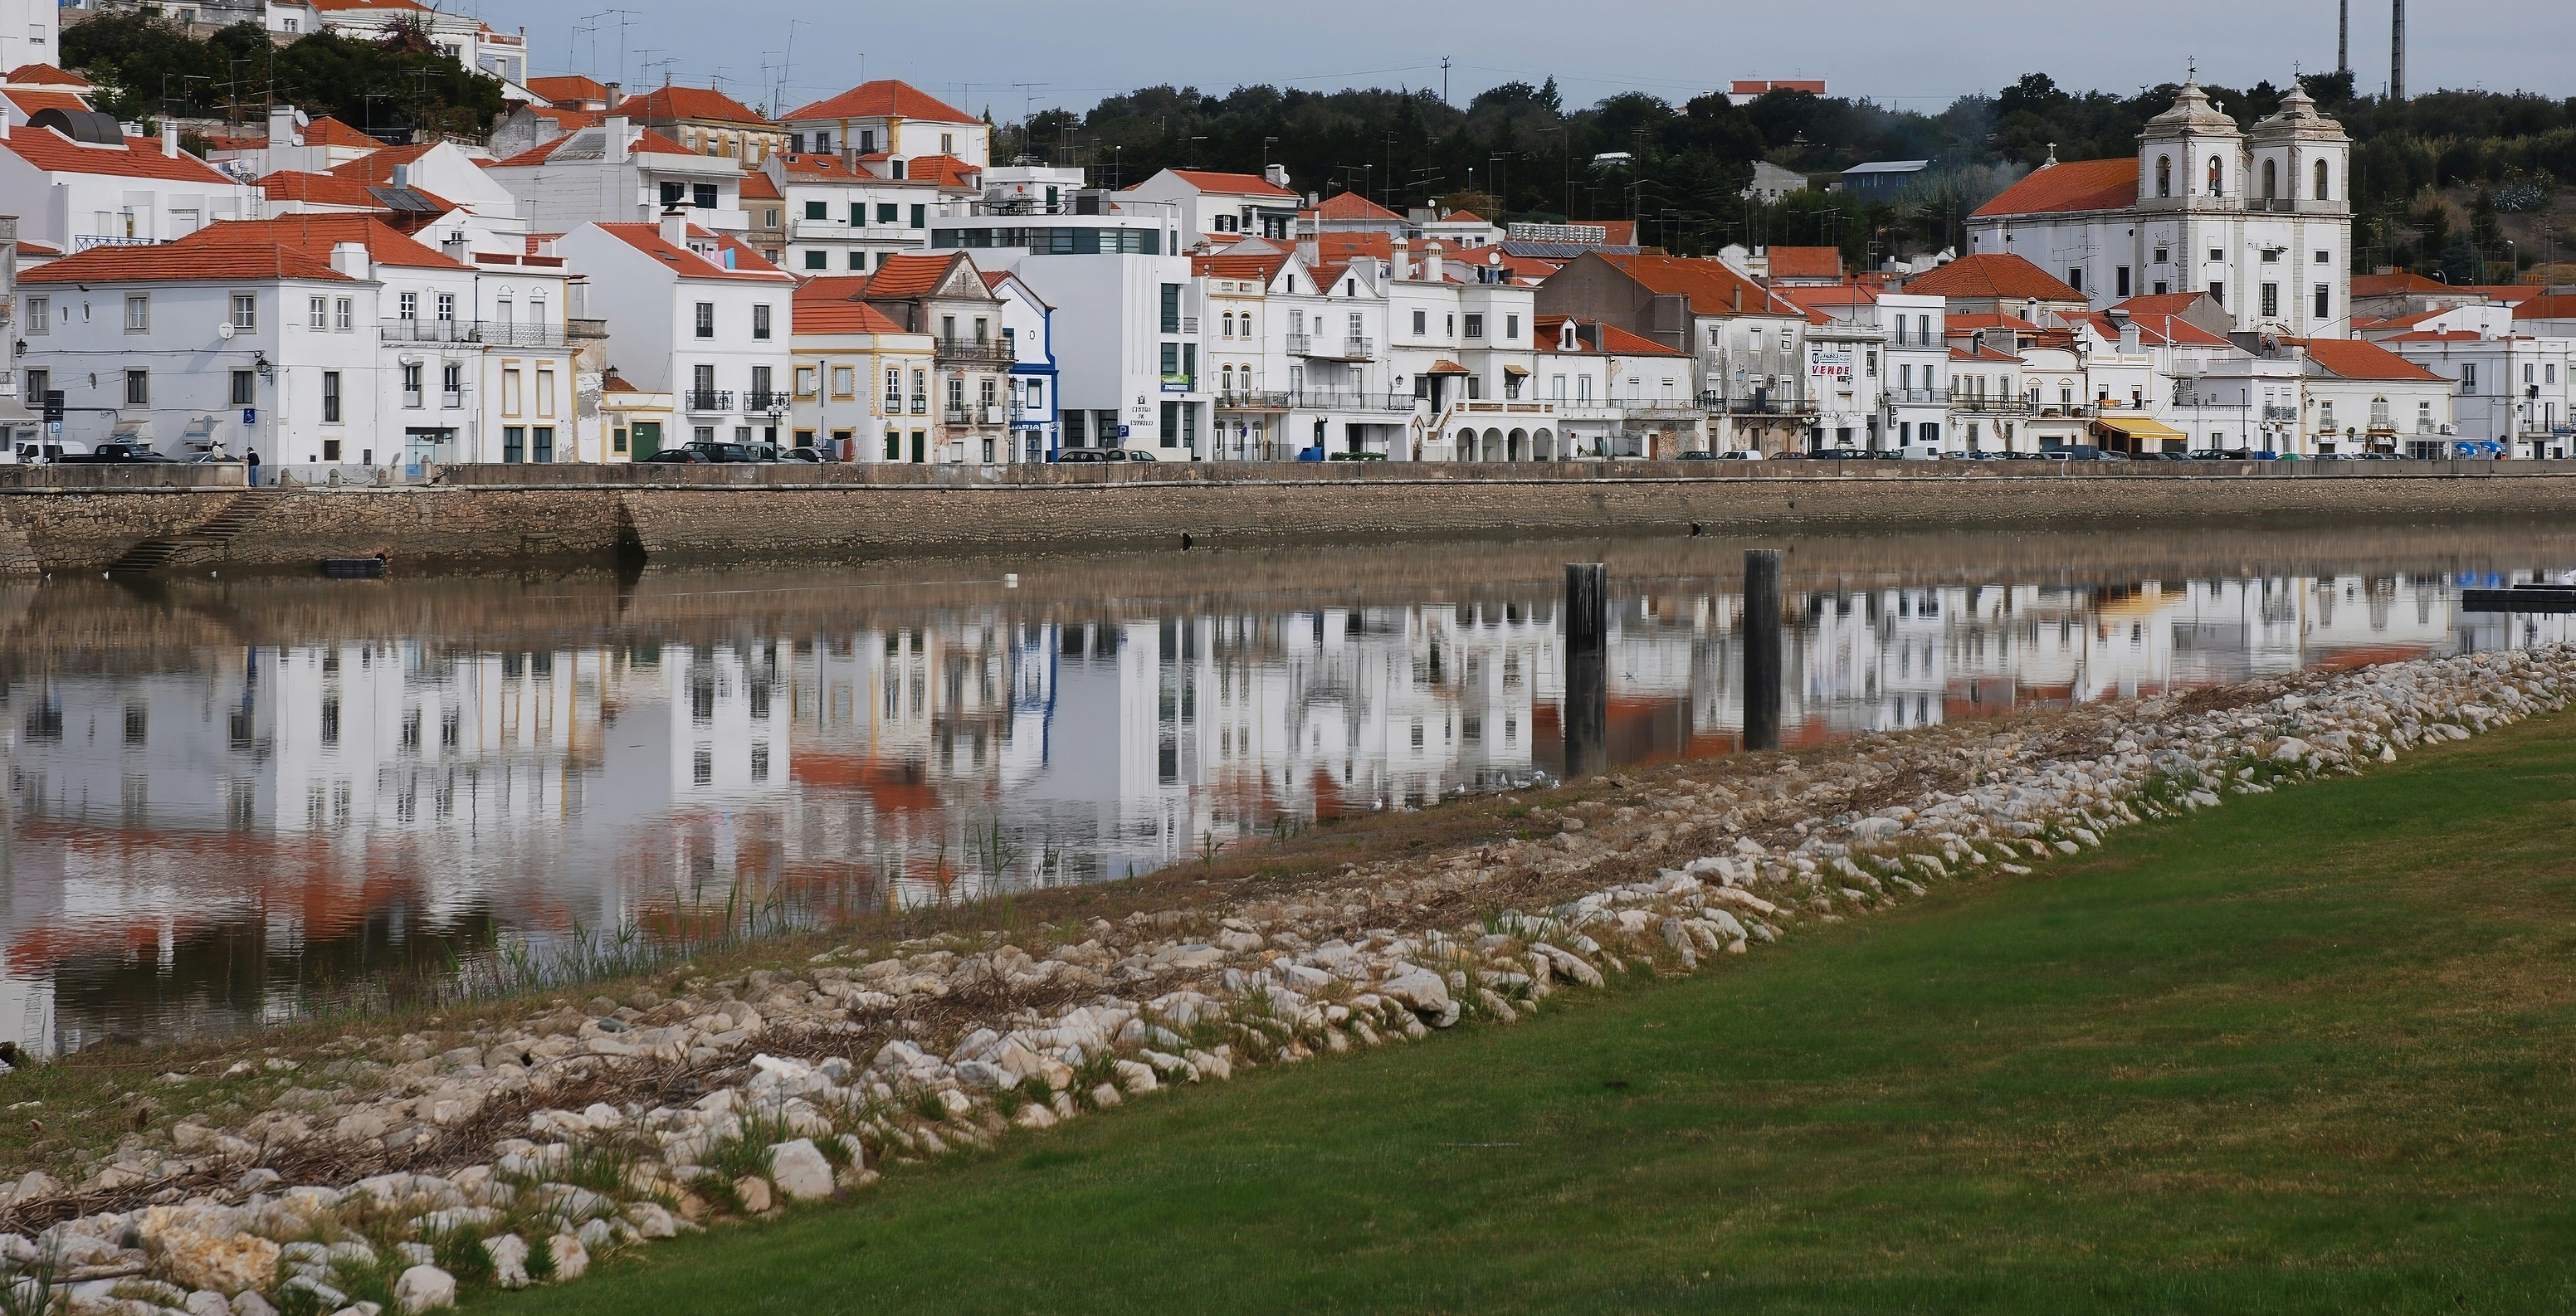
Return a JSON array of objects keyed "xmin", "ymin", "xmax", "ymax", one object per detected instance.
[
  {"xmin": 791, "ymin": 750, "xmax": 939, "ymax": 812},
  {"xmin": 2306, "ymin": 643, "xmax": 2436, "ymax": 671}
]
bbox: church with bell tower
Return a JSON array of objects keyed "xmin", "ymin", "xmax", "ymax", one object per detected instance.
[{"xmin": 1963, "ymin": 77, "xmax": 2354, "ymax": 339}]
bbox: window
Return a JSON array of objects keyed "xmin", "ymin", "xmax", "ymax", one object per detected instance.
[
  {"xmin": 2066, "ymin": 266, "xmax": 2083, "ymax": 293},
  {"xmin": 831, "ymin": 365, "xmax": 854, "ymax": 396},
  {"xmin": 334, "ymin": 298, "xmax": 353, "ymax": 331},
  {"xmin": 877, "ymin": 202, "xmax": 897, "ymax": 225},
  {"xmin": 2153, "ymin": 281, "xmax": 2169, "ymax": 296},
  {"xmin": 940, "ymin": 132, "xmax": 954, "ymax": 154},
  {"xmin": 751, "ymin": 365, "xmax": 773, "ymax": 403},
  {"xmin": 124, "ymin": 369, "xmax": 149, "ymax": 405},
  {"xmin": 1505, "ymin": 314, "xmax": 1519, "ymax": 339},
  {"xmin": 2209, "ymin": 248, "xmax": 2224, "ymax": 263},
  {"xmin": 503, "ymin": 426, "xmax": 524, "ymax": 462},
  {"xmin": 231, "ymin": 293, "xmax": 256, "ymax": 329},
  {"xmin": 692, "ymin": 183, "xmax": 717, "ymax": 209},
  {"xmin": 754, "ymin": 305, "xmax": 772, "ymax": 339},
  {"xmin": 796, "ymin": 366, "xmax": 818, "ymax": 397},
  {"xmin": 614, "ymin": 426, "xmax": 628, "ymax": 454},
  {"xmin": 884, "ymin": 367, "xmax": 901, "ymax": 409},
  {"xmin": 2261, "ymin": 283, "xmax": 2279, "ymax": 317},
  {"xmin": 849, "ymin": 251, "xmax": 866, "ymax": 270},
  {"xmin": 695, "ymin": 303, "xmax": 715, "ymax": 339},
  {"xmin": 398, "ymin": 290, "xmax": 417, "ymax": 320},
  {"xmin": 537, "ymin": 368, "xmax": 555, "ymax": 417},
  {"xmin": 2261, "ymin": 157, "xmax": 2277, "ymax": 199},
  {"xmin": 2315, "ymin": 249, "xmax": 2331, "ymax": 264},
  {"xmin": 1160, "ymin": 283, "xmax": 1182, "ymax": 334},
  {"xmin": 305, "ymin": 295, "xmax": 327, "ymax": 330},
  {"xmin": 442, "ymin": 363, "xmax": 462, "ymax": 406},
  {"xmin": 1463, "ymin": 314, "xmax": 1484, "ymax": 339},
  {"xmin": 2461, "ymin": 363, "xmax": 2476, "ymax": 391},
  {"xmin": 805, "ymin": 200, "xmax": 826, "ymax": 220},
  {"xmin": 2155, "ymin": 155, "xmax": 2171, "ymax": 197},
  {"xmin": 2314, "ymin": 285, "xmax": 2330, "ymax": 318},
  {"xmin": 24, "ymin": 296, "xmax": 44, "ymax": 333},
  {"xmin": 402, "ymin": 363, "xmax": 422, "ymax": 407},
  {"xmin": 1412, "ymin": 309, "xmax": 1427, "ymax": 335},
  {"xmin": 231, "ymin": 370, "xmax": 256, "ymax": 406},
  {"xmin": 660, "ymin": 181, "xmax": 685, "ymax": 208},
  {"xmin": 805, "ymin": 251, "xmax": 827, "ymax": 270},
  {"xmin": 910, "ymin": 205, "xmax": 925, "ymax": 229},
  {"xmin": 2208, "ymin": 281, "xmax": 2225, "ymax": 307},
  {"xmin": 2153, "ymin": 246, "xmax": 2169, "ymax": 264},
  {"xmin": 503, "ymin": 368, "xmax": 523, "ymax": 415},
  {"xmin": 321, "ymin": 371, "xmax": 342, "ymax": 422},
  {"xmin": 2115, "ymin": 266, "xmax": 2131, "ymax": 298},
  {"xmin": 532, "ymin": 426, "xmax": 554, "ymax": 462},
  {"xmin": 436, "ymin": 293, "xmax": 456, "ymax": 322},
  {"xmin": 125, "ymin": 295, "xmax": 149, "ymax": 331}
]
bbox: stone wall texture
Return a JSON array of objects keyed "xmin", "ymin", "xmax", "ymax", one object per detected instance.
[{"xmin": 7, "ymin": 459, "xmax": 2576, "ymax": 573}]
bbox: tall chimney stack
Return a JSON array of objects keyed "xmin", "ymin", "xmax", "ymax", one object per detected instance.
[
  {"xmin": 2390, "ymin": 0, "xmax": 2406, "ymax": 100},
  {"xmin": 2337, "ymin": 0, "xmax": 2349, "ymax": 76}
]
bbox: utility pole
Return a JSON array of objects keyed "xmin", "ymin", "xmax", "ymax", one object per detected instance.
[
  {"xmin": 2390, "ymin": 0, "xmax": 2405, "ymax": 100},
  {"xmin": 1439, "ymin": 56, "xmax": 1450, "ymax": 106},
  {"xmin": 2338, "ymin": 0, "xmax": 2349, "ymax": 77}
]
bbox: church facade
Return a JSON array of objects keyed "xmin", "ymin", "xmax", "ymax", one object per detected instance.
[{"xmin": 1964, "ymin": 80, "xmax": 2353, "ymax": 340}]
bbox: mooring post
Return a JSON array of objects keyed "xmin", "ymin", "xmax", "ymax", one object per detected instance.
[
  {"xmin": 1564, "ymin": 562, "xmax": 1608, "ymax": 779},
  {"xmin": 1744, "ymin": 549, "xmax": 1783, "ymax": 753}
]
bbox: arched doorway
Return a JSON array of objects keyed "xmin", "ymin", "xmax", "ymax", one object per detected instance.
[
  {"xmin": 1490, "ymin": 428, "xmax": 1511, "ymax": 461},
  {"xmin": 1456, "ymin": 428, "xmax": 1478, "ymax": 460},
  {"xmin": 1533, "ymin": 427, "xmax": 1555, "ymax": 461},
  {"xmin": 1508, "ymin": 428, "xmax": 1528, "ymax": 462}
]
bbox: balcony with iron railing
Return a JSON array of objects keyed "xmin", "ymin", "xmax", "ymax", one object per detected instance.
[
  {"xmin": 1881, "ymin": 387, "xmax": 1951, "ymax": 406},
  {"xmin": 1286, "ymin": 334, "xmax": 1375, "ymax": 360},
  {"xmin": 2261, "ymin": 404, "xmax": 2299, "ymax": 422},
  {"xmin": 1949, "ymin": 393, "xmax": 2034, "ymax": 414},
  {"xmin": 1698, "ymin": 391, "xmax": 1818, "ymax": 415},
  {"xmin": 934, "ymin": 338, "xmax": 1016, "ymax": 364},
  {"xmin": 944, "ymin": 403, "xmax": 1007, "ymax": 426},
  {"xmin": 744, "ymin": 390, "xmax": 791, "ymax": 415},
  {"xmin": 1215, "ymin": 391, "xmax": 1293, "ymax": 410},
  {"xmin": 684, "ymin": 389, "xmax": 734, "ymax": 413},
  {"xmin": 74, "ymin": 235, "xmax": 159, "ymax": 251},
  {"xmin": 382, "ymin": 319, "xmax": 568, "ymax": 348}
]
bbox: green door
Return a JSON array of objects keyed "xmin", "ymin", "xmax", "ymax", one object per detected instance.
[{"xmin": 632, "ymin": 422, "xmax": 662, "ymax": 460}]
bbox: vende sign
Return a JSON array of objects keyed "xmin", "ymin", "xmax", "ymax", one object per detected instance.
[{"xmin": 1808, "ymin": 347, "xmax": 1852, "ymax": 383}]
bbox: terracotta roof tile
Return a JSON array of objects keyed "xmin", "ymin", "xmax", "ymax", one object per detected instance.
[
  {"xmin": 791, "ymin": 283, "xmax": 910, "ymax": 334},
  {"xmin": 2349, "ymin": 272, "xmax": 2452, "ymax": 298},
  {"xmin": 781, "ymin": 80, "xmax": 975, "ymax": 125},
  {"xmin": 615, "ymin": 85, "xmax": 775, "ymax": 126},
  {"xmin": 1944, "ymin": 311, "xmax": 2039, "ymax": 332},
  {"xmin": 6, "ymin": 64, "xmax": 90, "ymax": 87},
  {"xmin": 2, "ymin": 88, "xmax": 90, "ymax": 118},
  {"xmin": 1531, "ymin": 314, "xmax": 1685, "ymax": 356},
  {"xmin": 301, "ymin": 115, "xmax": 385, "ymax": 149},
  {"xmin": 1592, "ymin": 251, "xmax": 1804, "ymax": 317},
  {"xmin": 2291, "ymin": 336, "xmax": 2447, "ymax": 382},
  {"xmin": 22, "ymin": 215, "xmax": 464, "ymax": 284},
  {"xmin": 324, "ymin": 142, "xmax": 437, "ymax": 183},
  {"xmin": 488, "ymin": 128, "xmax": 689, "ymax": 168},
  {"xmin": 1902, "ymin": 253, "xmax": 2087, "ymax": 303},
  {"xmin": 0, "ymin": 124, "xmax": 239, "ymax": 184},
  {"xmin": 596, "ymin": 222, "xmax": 792, "ymax": 281},
  {"xmin": 2512, "ymin": 295, "xmax": 2576, "ymax": 319},
  {"xmin": 1193, "ymin": 252, "xmax": 1290, "ymax": 281},
  {"xmin": 526, "ymin": 75, "xmax": 612, "ymax": 105},
  {"xmin": 1969, "ymin": 158, "xmax": 2139, "ymax": 218},
  {"xmin": 259, "ymin": 168, "xmax": 454, "ymax": 213},
  {"xmin": 305, "ymin": 0, "xmax": 432, "ymax": 12},
  {"xmin": 1307, "ymin": 191, "xmax": 1403, "ymax": 222},
  {"xmin": 739, "ymin": 172, "xmax": 780, "ymax": 200},
  {"xmin": 1763, "ymin": 246, "xmax": 1842, "ymax": 280},
  {"xmin": 1160, "ymin": 168, "xmax": 1294, "ymax": 198}
]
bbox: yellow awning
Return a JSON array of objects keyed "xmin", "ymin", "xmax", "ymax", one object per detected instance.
[{"xmin": 2091, "ymin": 415, "xmax": 2188, "ymax": 441}]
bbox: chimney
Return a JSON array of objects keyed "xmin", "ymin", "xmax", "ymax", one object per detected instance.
[
  {"xmin": 1424, "ymin": 240, "xmax": 1443, "ymax": 285},
  {"xmin": 605, "ymin": 81, "xmax": 622, "ymax": 107},
  {"xmin": 606, "ymin": 115, "xmax": 630, "ymax": 158},
  {"xmin": 268, "ymin": 104, "xmax": 295, "ymax": 149},
  {"xmin": 660, "ymin": 214, "xmax": 689, "ymax": 247},
  {"xmin": 329, "ymin": 241, "xmax": 371, "ymax": 280},
  {"xmin": 1391, "ymin": 234, "xmax": 1409, "ymax": 281},
  {"xmin": 162, "ymin": 115, "xmax": 180, "ymax": 158},
  {"xmin": 1732, "ymin": 284, "xmax": 1744, "ymax": 313},
  {"xmin": 1263, "ymin": 163, "xmax": 1289, "ymax": 189},
  {"xmin": 2390, "ymin": 0, "xmax": 2406, "ymax": 100}
]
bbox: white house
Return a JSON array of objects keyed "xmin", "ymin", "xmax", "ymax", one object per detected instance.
[
  {"xmin": 1523, "ymin": 314, "xmax": 1699, "ymax": 459},
  {"xmin": 778, "ymin": 81, "xmax": 988, "ymax": 168},
  {"xmin": 1964, "ymin": 80, "xmax": 2353, "ymax": 337},
  {"xmin": 757, "ymin": 149, "xmax": 978, "ymax": 275},
  {"xmin": 557, "ymin": 219, "xmax": 794, "ymax": 449},
  {"xmin": 19, "ymin": 215, "xmax": 573, "ymax": 467},
  {"xmin": 788, "ymin": 280, "xmax": 931, "ymax": 462},
  {"xmin": 0, "ymin": 0, "xmax": 60, "ymax": 78},
  {"xmin": 1125, "ymin": 168, "xmax": 1300, "ymax": 246},
  {"xmin": 0, "ymin": 112, "xmax": 263, "ymax": 253},
  {"xmin": 984, "ymin": 268, "xmax": 1057, "ymax": 463},
  {"xmin": 2381, "ymin": 329, "xmax": 2570, "ymax": 459},
  {"xmin": 303, "ymin": 0, "xmax": 526, "ymax": 85},
  {"xmin": 485, "ymin": 118, "xmax": 748, "ymax": 236}
]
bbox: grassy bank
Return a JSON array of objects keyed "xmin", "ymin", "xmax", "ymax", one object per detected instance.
[{"xmin": 484, "ymin": 711, "xmax": 2576, "ymax": 1314}]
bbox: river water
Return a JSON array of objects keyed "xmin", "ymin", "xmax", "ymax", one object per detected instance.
[{"xmin": 6, "ymin": 523, "xmax": 2574, "ymax": 1056}]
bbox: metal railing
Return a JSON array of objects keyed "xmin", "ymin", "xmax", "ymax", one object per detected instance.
[
  {"xmin": 74, "ymin": 236, "xmax": 159, "ymax": 251},
  {"xmin": 1882, "ymin": 387, "xmax": 1950, "ymax": 405},
  {"xmin": 1215, "ymin": 391, "xmax": 1293, "ymax": 409},
  {"xmin": 1699, "ymin": 392, "xmax": 1818, "ymax": 415},
  {"xmin": 1288, "ymin": 391, "xmax": 1418, "ymax": 412},
  {"xmin": 382, "ymin": 319, "xmax": 568, "ymax": 348},
  {"xmin": 1949, "ymin": 394, "xmax": 2033, "ymax": 414},
  {"xmin": 684, "ymin": 389, "xmax": 734, "ymax": 412},
  {"xmin": 744, "ymin": 390, "xmax": 791, "ymax": 414},
  {"xmin": 934, "ymin": 338, "xmax": 1015, "ymax": 363},
  {"xmin": 1286, "ymin": 334, "xmax": 1374, "ymax": 358},
  {"xmin": 909, "ymin": 397, "xmax": 929, "ymax": 415},
  {"xmin": 2261, "ymin": 405, "xmax": 2299, "ymax": 422}
]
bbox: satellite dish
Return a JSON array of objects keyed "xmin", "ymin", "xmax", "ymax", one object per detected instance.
[{"xmin": 217, "ymin": 322, "xmax": 236, "ymax": 340}]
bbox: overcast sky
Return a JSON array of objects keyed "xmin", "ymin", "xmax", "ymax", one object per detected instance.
[{"xmin": 478, "ymin": 0, "xmax": 2574, "ymax": 121}]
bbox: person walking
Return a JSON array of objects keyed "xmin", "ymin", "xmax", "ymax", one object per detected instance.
[{"xmin": 245, "ymin": 449, "xmax": 261, "ymax": 485}]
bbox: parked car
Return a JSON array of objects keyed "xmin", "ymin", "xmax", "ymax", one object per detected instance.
[
  {"xmin": 1295, "ymin": 446, "xmax": 1325, "ymax": 462},
  {"xmin": 640, "ymin": 448, "xmax": 713, "ymax": 464},
  {"xmin": 1811, "ymin": 446, "xmax": 1868, "ymax": 461},
  {"xmin": 779, "ymin": 446, "xmax": 827, "ymax": 463},
  {"xmin": 1713, "ymin": 450, "xmax": 1763, "ymax": 461},
  {"xmin": 1676, "ymin": 450, "xmax": 1720, "ymax": 461},
  {"xmin": 1051, "ymin": 448, "xmax": 1113, "ymax": 463},
  {"xmin": 1125, "ymin": 450, "xmax": 1158, "ymax": 461},
  {"xmin": 57, "ymin": 442, "xmax": 173, "ymax": 464},
  {"xmin": 681, "ymin": 441, "xmax": 764, "ymax": 463}
]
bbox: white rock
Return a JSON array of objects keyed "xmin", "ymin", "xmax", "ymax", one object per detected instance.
[
  {"xmin": 732, "ymin": 1175, "xmax": 773, "ymax": 1214},
  {"xmin": 481, "ymin": 1235, "xmax": 530, "ymax": 1289},
  {"xmin": 546, "ymin": 1234, "xmax": 588, "ymax": 1283},
  {"xmin": 767, "ymin": 1139, "xmax": 835, "ymax": 1201},
  {"xmin": 391, "ymin": 1265, "xmax": 456, "ymax": 1314}
]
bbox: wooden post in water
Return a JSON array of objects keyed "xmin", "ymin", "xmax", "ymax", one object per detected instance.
[
  {"xmin": 1564, "ymin": 563, "xmax": 1608, "ymax": 779},
  {"xmin": 1744, "ymin": 549, "xmax": 1783, "ymax": 753}
]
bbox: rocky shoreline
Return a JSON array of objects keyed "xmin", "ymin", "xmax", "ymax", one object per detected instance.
[{"xmin": 2, "ymin": 645, "xmax": 2568, "ymax": 1316}]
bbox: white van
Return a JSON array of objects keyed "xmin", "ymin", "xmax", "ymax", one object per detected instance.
[{"xmin": 1897, "ymin": 442, "xmax": 1949, "ymax": 461}]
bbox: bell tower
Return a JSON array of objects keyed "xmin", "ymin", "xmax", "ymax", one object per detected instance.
[{"xmin": 2135, "ymin": 76, "xmax": 2243, "ymax": 212}]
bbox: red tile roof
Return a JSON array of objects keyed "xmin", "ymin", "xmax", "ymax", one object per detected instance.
[
  {"xmin": 527, "ymin": 76, "xmax": 612, "ymax": 105},
  {"xmin": 1949, "ymin": 345, "xmax": 2021, "ymax": 362},
  {"xmin": 781, "ymin": 80, "xmax": 975, "ymax": 125},
  {"xmin": 0, "ymin": 125, "xmax": 237, "ymax": 184},
  {"xmin": 594, "ymin": 222, "xmax": 793, "ymax": 281},
  {"xmin": 1764, "ymin": 246, "xmax": 1842, "ymax": 280},
  {"xmin": 1307, "ymin": 191, "xmax": 1403, "ymax": 222},
  {"xmin": 1730, "ymin": 80, "xmax": 1825, "ymax": 95},
  {"xmin": 1944, "ymin": 311, "xmax": 2039, "ymax": 332},
  {"xmin": 895, "ymin": 153, "xmax": 978, "ymax": 189},
  {"xmin": 1193, "ymin": 252, "xmax": 1290, "ymax": 282},
  {"xmin": 615, "ymin": 85, "xmax": 775, "ymax": 126},
  {"xmin": 2, "ymin": 88, "xmax": 90, "ymax": 118},
  {"xmin": 2106, "ymin": 292, "xmax": 2214, "ymax": 319},
  {"xmin": 1970, "ymin": 158, "xmax": 2139, "ymax": 218},
  {"xmin": 2349, "ymin": 272, "xmax": 2452, "ymax": 299},
  {"xmin": 1440, "ymin": 210, "xmax": 1485, "ymax": 223},
  {"xmin": 1533, "ymin": 314, "xmax": 1685, "ymax": 357},
  {"xmin": 2512, "ymin": 295, "xmax": 2576, "ymax": 320},
  {"xmin": 259, "ymin": 168, "xmax": 455, "ymax": 212},
  {"xmin": 524, "ymin": 106, "xmax": 605, "ymax": 129},
  {"xmin": 20, "ymin": 215, "xmax": 466, "ymax": 284},
  {"xmin": 1902, "ymin": 253, "xmax": 2087, "ymax": 302},
  {"xmin": 1591, "ymin": 252, "xmax": 1805, "ymax": 318},
  {"xmin": 2378, "ymin": 330, "xmax": 2494, "ymax": 343},
  {"xmin": 844, "ymin": 252, "xmax": 976, "ymax": 300},
  {"xmin": 2078, "ymin": 311, "xmax": 2229, "ymax": 347},
  {"xmin": 489, "ymin": 127, "xmax": 690, "ymax": 167},
  {"xmin": 2456, "ymin": 284, "xmax": 2544, "ymax": 304},
  {"xmin": 306, "ymin": 0, "xmax": 432, "ymax": 12},
  {"xmin": 1777, "ymin": 285, "xmax": 1877, "ymax": 314},
  {"xmin": 5, "ymin": 64, "xmax": 90, "ymax": 87},
  {"xmin": 301, "ymin": 115, "xmax": 386, "ymax": 149},
  {"xmin": 325, "ymin": 142, "xmax": 436, "ymax": 183},
  {"xmin": 791, "ymin": 284, "xmax": 910, "ymax": 334},
  {"xmin": 1160, "ymin": 168, "xmax": 1294, "ymax": 198},
  {"xmin": 2291, "ymin": 336, "xmax": 2447, "ymax": 382},
  {"xmin": 739, "ymin": 171, "xmax": 780, "ymax": 200}
]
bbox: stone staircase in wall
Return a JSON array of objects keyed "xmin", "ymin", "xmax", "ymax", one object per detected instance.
[{"xmin": 107, "ymin": 489, "xmax": 287, "ymax": 574}]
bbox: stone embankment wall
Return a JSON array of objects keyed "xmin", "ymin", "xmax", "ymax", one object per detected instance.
[{"xmin": 5, "ymin": 460, "xmax": 2576, "ymax": 573}]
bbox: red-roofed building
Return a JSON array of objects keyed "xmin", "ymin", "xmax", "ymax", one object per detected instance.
[
  {"xmin": 0, "ymin": 116, "xmax": 261, "ymax": 253},
  {"xmin": 751, "ymin": 144, "xmax": 982, "ymax": 276},
  {"xmin": 303, "ymin": 0, "xmax": 525, "ymax": 84},
  {"xmin": 1127, "ymin": 166, "xmax": 1300, "ymax": 246},
  {"xmin": 1964, "ymin": 79, "xmax": 2354, "ymax": 339},
  {"xmin": 1725, "ymin": 80, "xmax": 1826, "ymax": 105},
  {"xmin": 780, "ymin": 81, "xmax": 989, "ymax": 170},
  {"xmin": 1528, "ymin": 314, "xmax": 1706, "ymax": 456},
  {"xmin": 560, "ymin": 218, "xmax": 794, "ymax": 451},
  {"xmin": 19, "ymin": 215, "xmax": 575, "ymax": 465},
  {"xmin": 485, "ymin": 116, "xmax": 755, "ymax": 237},
  {"xmin": 1759, "ymin": 246, "xmax": 1842, "ymax": 285},
  {"xmin": 526, "ymin": 76, "xmax": 617, "ymax": 111},
  {"xmin": 613, "ymin": 84, "xmax": 783, "ymax": 168},
  {"xmin": 1902, "ymin": 253, "xmax": 2091, "ymax": 318},
  {"xmin": 4, "ymin": 65, "xmax": 85, "ymax": 90},
  {"xmin": 1536, "ymin": 251, "xmax": 1821, "ymax": 454},
  {"xmin": 2371, "ymin": 328, "xmax": 2570, "ymax": 458},
  {"xmin": 1296, "ymin": 189, "xmax": 1409, "ymax": 242},
  {"xmin": 788, "ymin": 275, "xmax": 933, "ymax": 462}
]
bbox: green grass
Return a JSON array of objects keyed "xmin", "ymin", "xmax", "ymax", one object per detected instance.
[{"xmin": 483, "ymin": 713, "xmax": 2576, "ymax": 1314}]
